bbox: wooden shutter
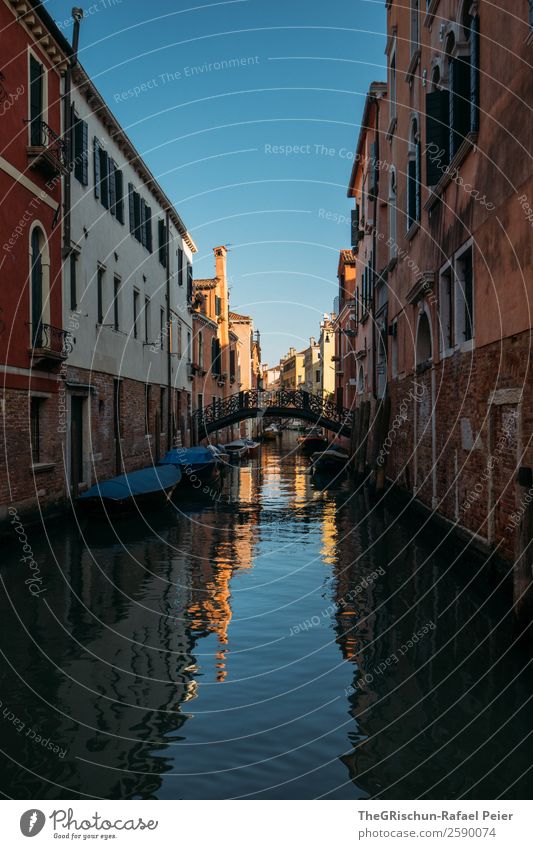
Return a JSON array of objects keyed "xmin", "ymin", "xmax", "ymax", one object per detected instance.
[
  {"xmin": 407, "ymin": 158, "xmax": 417, "ymax": 228},
  {"xmin": 100, "ymin": 149, "xmax": 109, "ymax": 208},
  {"xmin": 29, "ymin": 56, "xmax": 43, "ymax": 145},
  {"xmin": 133, "ymin": 192, "xmax": 141, "ymax": 241},
  {"xmin": 128, "ymin": 183, "xmax": 135, "ymax": 233},
  {"xmin": 187, "ymin": 263, "xmax": 193, "ymax": 302},
  {"xmin": 145, "ymin": 206, "xmax": 153, "ymax": 252},
  {"xmin": 415, "ymin": 140, "xmax": 421, "ymax": 221},
  {"xmin": 81, "ymin": 120, "xmax": 88, "ymax": 185},
  {"xmin": 94, "ymin": 138, "xmax": 101, "ymax": 199},
  {"xmin": 108, "ymin": 159, "xmax": 116, "ymax": 214},
  {"xmin": 158, "ymin": 220, "xmax": 166, "ymax": 266},
  {"xmin": 351, "ymin": 205, "xmax": 360, "ymax": 249},
  {"xmin": 115, "ymin": 169, "xmax": 124, "ymax": 223},
  {"xmin": 177, "ymin": 248, "xmax": 183, "ymax": 284},
  {"xmin": 368, "ymin": 142, "xmax": 378, "ymax": 198},
  {"xmin": 470, "ymin": 16, "xmax": 480, "ymax": 133},
  {"xmin": 450, "ymin": 56, "xmax": 471, "ymax": 158},
  {"xmin": 425, "ymin": 89, "xmax": 450, "ymax": 184},
  {"xmin": 139, "ymin": 198, "xmax": 146, "ymax": 246}
]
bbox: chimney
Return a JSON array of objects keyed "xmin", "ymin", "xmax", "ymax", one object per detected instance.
[
  {"xmin": 310, "ymin": 336, "xmax": 316, "ymax": 347},
  {"xmin": 214, "ymin": 245, "xmax": 227, "ymax": 282}
]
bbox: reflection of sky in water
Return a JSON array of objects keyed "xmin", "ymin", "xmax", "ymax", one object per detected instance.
[{"xmin": 0, "ymin": 439, "xmax": 531, "ymax": 800}]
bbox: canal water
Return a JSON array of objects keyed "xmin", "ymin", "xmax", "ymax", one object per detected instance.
[{"xmin": 0, "ymin": 436, "xmax": 531, "ymax": 800}]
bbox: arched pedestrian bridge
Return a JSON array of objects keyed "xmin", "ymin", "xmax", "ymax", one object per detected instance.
[{"xmin": 192, "ymin": 389, "xmax": 354, "ymax": 439}]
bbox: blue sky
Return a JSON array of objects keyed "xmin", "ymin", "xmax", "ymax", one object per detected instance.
[{"xmin": 46, "ymin": 0, "xmax": 386, "ymax": 366}]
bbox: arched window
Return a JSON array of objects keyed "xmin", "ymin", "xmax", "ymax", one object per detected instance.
[
  {"xmin": 389, "ymin": 168, "xmax": 397, "ymax": 259},
  {"xmin": 29, "ymin": 226, "xmax": 49, "ymax": 347},
  {"xmin": 407, "ymin": 116, "xmax": 421, "ymax": 231},
  {"xmin": 357, "ymin": 364, "xmax": 365, "ymax": 395},
  {"xmin": 416, "ymin": 311, "xmax": 432, "ymax": 366}
]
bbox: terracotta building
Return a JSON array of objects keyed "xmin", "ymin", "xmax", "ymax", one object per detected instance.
[
  {"xmin": 0, "ymin": 0, "xmax": 70, "ymax": 529},
  {"xmin": 341, "ymin": 1, "xmax": 533, "ymax": 575}
]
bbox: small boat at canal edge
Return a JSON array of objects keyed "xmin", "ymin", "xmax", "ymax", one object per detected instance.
[
  {"xmin": 223, "ymin": 439, "xmax": 249, "ymax": 459},
  {"xmin": 262, "ymin": 424, "xmax": 279, "ymax": 442},
  {"xmin": 242, "ymin": 438, "xmax": 260, "ymax": 454},
  {"xmin": 160, "ymin": 446, "xmax": 221, "ymax": 485},
  {"xmin": 310, "ymin": 447, "xmax": 350, "ymax": 473},
  {"xmin": 298, "ymin": 428, "xmax": 328, "ymax": 454},
  {"xmin": 77, "ymin": 465, "xmax": 182, "ymax": 514}
]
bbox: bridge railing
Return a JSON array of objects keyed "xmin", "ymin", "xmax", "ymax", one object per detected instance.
[{"xmin": 192, "ymin": 389, "xmax": 354, "ymax": 433}]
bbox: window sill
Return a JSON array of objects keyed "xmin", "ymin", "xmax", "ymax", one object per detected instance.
[
  {"xmin": 459, "ymin": 338, "xmax": 474, "ymax": 353},
  {"xmin": 31, "ymin": 462, "xmax": 56, "ymax": 474},
  {"xmin": 424, "ymin": 132, "xmax": 478, "ymax": 211},
  {"xmin": 405, "ymin": 48, "xmax": 421, "ymax": 84},
  {"xmin": 406, "ymin": 220, "xmax": 420, "ymax": 242}
]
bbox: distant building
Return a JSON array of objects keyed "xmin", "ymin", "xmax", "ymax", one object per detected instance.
[
  {"xmin": 281, "ymin": 347, "xmax": 305, "ymax": 390},
  {"xmin": 319, "ymin": 315, "xmax": 336, "ymax": 400},
  {"xmin": 303, "ymin": 337, "xmax": 321, "ymax": 395}
]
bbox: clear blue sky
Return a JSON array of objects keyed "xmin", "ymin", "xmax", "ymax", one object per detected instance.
[{"xmin": 46, "ymin": 0, "xmax": 386, "ymax": 366}]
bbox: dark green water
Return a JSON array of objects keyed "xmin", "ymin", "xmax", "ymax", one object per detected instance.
[{"xmin": 0, "ymin": 437, "xmax": 531, "ymax": 799}]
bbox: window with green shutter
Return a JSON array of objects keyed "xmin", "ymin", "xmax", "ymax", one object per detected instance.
[
  {"xmin": 425, "ymin": 89, "xmax": 450, "ymax": 184},
  {"xmin": 74, "ymin": 117, "xmax": 88, "ymax": 185}
]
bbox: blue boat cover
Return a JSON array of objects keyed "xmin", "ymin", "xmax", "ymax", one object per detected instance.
[
  {"xmin": 78, "ymin": 465, "xmax": 182, "ymax": 502},
  {"xmin": 160, "ymin": 447, "xmax": 217, "ymax": 467}
]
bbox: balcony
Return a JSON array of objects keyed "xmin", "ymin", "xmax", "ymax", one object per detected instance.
[
  {"xmin": 27, "ymin": 121, "xmax": 68, "ymax": 179},
  {"xmin": 186, "ymin": 362, "xmax": 194, "ymax": 381},
  {"xmin": 29, "ymin": 323, "xmax": 72, "ymax": 367}
]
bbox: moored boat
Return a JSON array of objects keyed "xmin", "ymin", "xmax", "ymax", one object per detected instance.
[
  {"xmin": 160, "ymin": 446, "xmax": 221, "ymax": 485},
  {"xmin": 223, "ymin": 439, "xmax": 249, "ymax": 459},
  {"xmin": 310, "ymin": 447, "xmax": 350, "ymax": 473},
  {"xmin": 77, "ymin": 465, "xmax": 182, "ymax": 514},
  {"xmin": 262, "ymin": 424, "xmax": 279, "ymax": 442},
  {"xmin": 298, "ymin": 427, "xmax": 328, "ymax": 454},
  {"xmin": 242, "ymin": 438, "xmax": 260, "ymax": 454}
]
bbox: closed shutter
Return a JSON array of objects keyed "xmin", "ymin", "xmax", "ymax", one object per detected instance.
[
  {"xmin": 139, "ymin": 198, "xmax": 146, "ymax": 246},
  {"xmin": 128, "ymin": 183, "xmax": 135, "ymax": 233},
  {"xmin": 29, "ymin": 56, "xmax": 43, "ymax": 145},
  {"xmin": 407, "ymin": 158, "xmax": 417, "ymax": 228},
  {"xmin": 100, "ymin": 149, "xmax": 109, "ymax": 208},
  {"xmin": 187, "ymin": 263, "xmax": 193, "ymax": 303},
  {"xmin": 81, "ymin": 120, "xmax": 88, "ymax": 185},
  {"xmin": 369, "ymin": 142, "xmax": 378, "ymax": 198},
  {"xmin": 425, "ymin": 89, "xmax": 450, "ymax": 184},
  {"xmin": 470, "ymin": 16, "xmax": 480, "ymax": 133},
  {"xmin": 115, "ymin": 169, "xmax": 124, "ymax": 223},
  {"xmin": 177, "ymin": 248, "xmax": 183, "ymax": 284},
  {"xmin": 449, "ymin": 56, "xmax": 471, "ymax": 159},
  {"xmin": 109, "ymin": 159, "xmax": 116, "ymax": 214},
  {"xmin": 133, "ymin": 192, "xmax": 141, "ymax": 241},
  {"xmin": 74, "ymin": 119, "xmax": 88, "ymax": 185},
  {"xmin": 145, "ymin": 206, "xmax": 153, "ymax": 252},
  {"xmin": 415, "ymin": 140, "xmax": 421, "ymax": 221},
  {"xmin": 94, "ymin": 138, "xmax": 101, "ymax": 199},
  {"xmin": 351, "ymin": 205, "xmax": 360, "ymax": 249},
  {"xmin": 158, "ymin": 220, "xmax": 167, "ymax": 266}
]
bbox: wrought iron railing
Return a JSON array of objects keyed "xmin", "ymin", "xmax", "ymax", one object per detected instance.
[
  {"xmin": 192, "ymin": 389, "xmax": 354, "ymax": 432},
  {"xmin": 29, "ymin": 120, "xmax": 68, "ymax": 169},
  {"xmin": 30, "ymin": 323, "xmax": 73, "ymax": 358}
]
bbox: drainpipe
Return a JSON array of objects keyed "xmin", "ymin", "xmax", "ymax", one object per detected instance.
[
  {"xmin": 166, "ymin": 209, "xmax": 172, "ymax": 445},
  {"xmin": 63, "ymin": 8, "xmax": 83, "ymax": 257}
]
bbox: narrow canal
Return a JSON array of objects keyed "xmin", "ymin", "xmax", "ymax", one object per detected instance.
[{"xmin": 0, "ymin": 436, "xmax": 531, "ymax": 800}]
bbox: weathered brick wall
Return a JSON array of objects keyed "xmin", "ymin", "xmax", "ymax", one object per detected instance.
[{"xmin": 385, "ymin": 332, "xmax": 532, "ymax": 563}]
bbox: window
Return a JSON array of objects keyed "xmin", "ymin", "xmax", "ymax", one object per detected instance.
[
  {"xmin": 187, "ymin": 331, "xmax": 191, "ymax": 363},
  {"xmin": 389, "ymin": 168, "xmax": 397, "ymax": 258},
  {"xmin": 416, "ymin": 312, "xmax": 432, "ymax": 365},
  {"xmin": 144, "ymin": 297, "xmax": 150, "ymax": 342},
  {"xmin": 438, "ymin": 244, "xmax": 474, "ymax": 350},
  {"xmin": 198, "ymin": 330, "xmax": 203, "ymax": 368},
  {"xmin": 425, "ymin": 67, "xmax": 450, "ymax": 186},
  {"xmin": 456, "ymin": 245, "xmax": 474, "ymax": 344},
  {"xmin": 177, "ymin": 321, "xmax": 182, "ymax": 358},
  {"xmin": 391, "ymin": 321, "xmax": 398, "ymax": 378},
  {"xmin": 129, "ymin": 185, "xmax": 152, "ymax": 248},
  {"xmin": 113, "ymin": 276, "xmax": 120, "ymax": 331},
  {"xmin": 160, "ymin": 388, "xmax": 166, "ymax": 434},
  {"xmin": 407, "ymin": 117, "xmax": 421, "ymax": 231},
  {"xmin": 215, "ymin": 295, "xmax": 221, "ymax": 317},
  {"xmin": 29, "ymin": 55, "xmax": 44, "ymax": 146},
  {"xmin": 94, "ymin": 139, "xmax": 124, "ymax": 221},
  {"xmin": 70, "ymin": 252, "xmax": 77, "ymax": 311},
  {"xmin": 158, "ymin": 219, "xmax": 167, "ymax": 266},
  {"xmin": 160, "ymin": 308, "xmax": 165, "ymax": 350},
  {"xmin": 30, "ymin": 397, "xmax": 41, "ymax": 462},
  {"xmin": 145, "ymin": 384, "xmax": 151, "ymax": 434},
  {"xmin": 133, "ymin": 290, "xmax": 139, "ymax": 339},
  {"xmin": 410, "ymin": 0, "xmax": 420, "ymax": 56},
  {"xmin": 212, "ymin": 338, "xmax": 222, "ymax": 376},
  {"xmin": 97, "ymin": 267, "xmax": 104, "ymax": 324},
  {"xmin": 315, "ymin": 369, "xmax": 320, "ymax": 384},
  {"xmin": 197, "ymin": 393, "xmax": 204, "ymax": 411},
  {"xmin": 30, "ymin": 227, "xmax": 45, "ymax": 347},
  {"xmin": 230, "ymin": 348, "xmax": 236, "ymax": 381},
  {"xmin": 357, "ymin": 365, "xmax": 365, "ymax": 395},
  {"xmin": 177, "ymin": 247, "xmax": 183, "ymax": 284},
  {"xmin": 73, "ymin": 117, "xmax": 88, "ymax": 185},
  {"xmin": 438, "ymin": 264, "xmax": 454, "ymax": 353}
]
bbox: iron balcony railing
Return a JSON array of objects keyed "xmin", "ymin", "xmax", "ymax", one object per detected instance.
[
  {"xmin": 30, "ymin": 323, "xmax": 73, "ymax": 359},
  {"xmin": 28, "ymin": 120, "xmax": 69, "ymax": 173}
]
